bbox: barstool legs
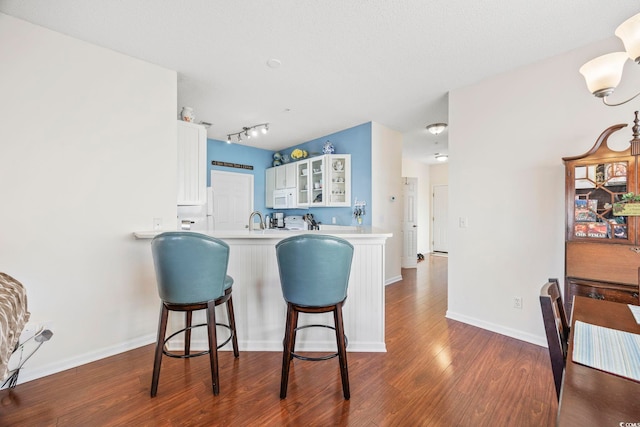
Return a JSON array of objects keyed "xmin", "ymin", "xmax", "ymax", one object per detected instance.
[
  {"xmin": 226, "ymin": 294, "xmax": 239, "ymax": 358},
  {"xmin": 280, "ymin": 304, "xmax": 296, "ymax": 398},
  {"xmin": 334, "ymin": 302, "xmax": 350, "ymax": 400},
  {"xmin": 279, "ymin": 302, "xmax": 350, "ymax": 400},
  {"xmin": 206, "ymin": 300, "xmax": 220, "ymax": 395},
  {"xmin": 151, "ymin": 304, "xmax": 169, "ymax": 397}
]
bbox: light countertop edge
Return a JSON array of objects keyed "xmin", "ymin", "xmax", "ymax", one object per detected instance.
[{"xmin": 133, "ymin": 227, "xmax": 392, "ymax": 240}]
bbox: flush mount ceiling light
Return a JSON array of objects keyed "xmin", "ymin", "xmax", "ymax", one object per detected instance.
[
  {"xmin": 435, "ymin": 153, "xmax": 448, "ymax": 162},
  {"xmin": 580, "ymin": 13, "xmax": 640, "ymax": 106},
  {"xmin": 426, "ymin": 123, "xmax": 448, "ymax": 135},
  {"xmin": 227, "ymin": 123, "xmax": 269, "ymax": 144}
]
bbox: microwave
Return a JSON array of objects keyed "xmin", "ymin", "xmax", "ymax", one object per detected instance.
[{"xmin": 273, "ymin": 188, "xmax": 296, "ymax": 209}]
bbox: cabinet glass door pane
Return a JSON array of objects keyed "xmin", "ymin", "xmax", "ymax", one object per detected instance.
[
  {"xmin": 297, "ymin": 161, "xmax": 310, "ymax": 206},
  {"xmin": 328, "ymin": 156, "xmax": 348, "ymax": 205},
  {"xmin": 573, "ymin": 162, "xmax": 628, "ymax": 240},
  {"xmin": 310, "ymin": 157, "xmax": 324, "ymax": 206}
]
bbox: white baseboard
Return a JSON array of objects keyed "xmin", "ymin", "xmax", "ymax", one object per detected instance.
[
  {"xmin": 385, "ymin": 275, "xmax": 402, "ymax": 286},
  {"xmin": 11, "ymin": 334, "xmax": 156, "ymax": 387},
  {"xmin": 445, "ymin": 310, "xmax": 547, "ymax": 347}
]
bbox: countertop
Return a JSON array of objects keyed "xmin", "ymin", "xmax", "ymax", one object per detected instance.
[{"xmin": 133, "ymin": 227, "xmax": 392, "ymax": 240}]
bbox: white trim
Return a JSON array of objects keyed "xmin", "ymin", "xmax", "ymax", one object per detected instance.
[{"xmin": 445, "ymin": 310, "xmax": 547, "ymax": 347}]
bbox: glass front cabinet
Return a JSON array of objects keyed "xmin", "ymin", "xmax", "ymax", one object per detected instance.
[
  {"xmin": 295, "ymin": 154, "xmax": 351, "ymax": 208},
  {"xmin": 563, "ymin": 121, "xmax": 640, "ymax": 313}
]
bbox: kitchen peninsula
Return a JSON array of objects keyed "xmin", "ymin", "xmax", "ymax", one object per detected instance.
[{"xmin": 134, "ymin": 228, "xmax": 391, "ymax": 353}]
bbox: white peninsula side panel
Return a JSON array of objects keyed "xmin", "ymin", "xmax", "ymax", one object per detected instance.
[{"xmin": 224, "ymin": 235, "xmax": 387, "ymax": 352}]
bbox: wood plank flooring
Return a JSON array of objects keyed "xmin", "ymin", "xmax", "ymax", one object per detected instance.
[{"xmin": 0, "ymin": 255, "xmax": 557, "ymax": 426}]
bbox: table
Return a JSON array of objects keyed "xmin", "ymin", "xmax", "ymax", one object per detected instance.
[{"xmin": 557, "ymin": 296, "xmax": 640, "ymax": 426}]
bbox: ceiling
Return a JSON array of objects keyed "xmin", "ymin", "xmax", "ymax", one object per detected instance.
[{"xmin": 1, "ymin": 1, "xmax": 638, "ymax": 164}]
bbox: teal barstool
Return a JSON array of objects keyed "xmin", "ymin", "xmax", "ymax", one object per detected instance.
[
  {"xmin": 150, "ymin": 232, "xmax": 239, "ymax": 397},
  {"xmin": 276, "ymin": 234, "xmax": 354, "ymax": 400}
]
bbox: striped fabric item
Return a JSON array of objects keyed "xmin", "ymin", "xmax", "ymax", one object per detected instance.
[
  {"xmin": 573, "ymin": 320, "xmax": 640, "ymax": 382},
  {"xmin": 629, "ymin": 304, "xmax": 640, "ymax": 324},
  {"xmin": 0, "ymin": 273, "xmax": 30, "ymax": 381}
]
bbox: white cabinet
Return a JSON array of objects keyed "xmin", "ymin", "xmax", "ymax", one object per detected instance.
[
  {"xmin": 297, "ymin": 154, "xmax": 351, "ymax": 207},
  {"xmin": 266, "ymin": 154, "xmax": 351, "ymax": 208},
  {"xmin": 265, "ymin": 167, "xmax": 275, "ymax": 208},
  {"xmin": 296, "ymin": 161, "xmax": 311, "ymax": 206},
  {"xmin": 325, "ymin": 154, "xmax": 351, "ymax": 207},
  {"xmin": 309, "ymin": 156, "xmax": 326, "ymax": 207},
  {"xmin": 177, "ymin": 120, "xmax": 207, "ymax": 205},
  {"xmin": 275, "ymin": 163, "xmax": 296, "ymax": 189}
]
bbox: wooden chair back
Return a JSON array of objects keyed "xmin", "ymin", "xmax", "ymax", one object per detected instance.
[{"xmin": 539, "ymin": 278, "xmax": 570, "ymax": 400}]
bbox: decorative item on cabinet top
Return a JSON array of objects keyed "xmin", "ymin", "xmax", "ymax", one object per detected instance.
[
  {"xmin": 291, "ymin": 149, "xmax": 308, "ymax": 160},
  {"xmin": 322, "ymin": 140, "xmax": 335, "ymax": 154},
  {"xmin": 180, "ymin": 107, "xmax": 194, "ymax": 122}
]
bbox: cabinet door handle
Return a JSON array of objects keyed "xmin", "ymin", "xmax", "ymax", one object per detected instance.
[
  {"xmin": 630, "ymin": 247, "xmax": 640, "ymax": 254},
  {"xmin": 586, "ymin": 292, "xmax": 605, "ymax": 300},
  {"xmin": 633, "ymin": 293, "xmax": 639, "ymax": 299}
]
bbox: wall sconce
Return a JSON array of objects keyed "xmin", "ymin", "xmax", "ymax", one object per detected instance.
[
  {"xmin": 435, "ymin": 153, "xmax": 448, "ymax": 162},
  {"xmin": 227, "ymin": 123, "xmax": 269, "ymax": 144},
  {"xmin": 580, "ymin": 13, "xmax": 640, "ymax": 106}
]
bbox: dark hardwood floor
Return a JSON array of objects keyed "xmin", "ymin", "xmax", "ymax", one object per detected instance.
[{"xmin": 0, "ymin": 255, "xmax": 557, "ymax": 426}]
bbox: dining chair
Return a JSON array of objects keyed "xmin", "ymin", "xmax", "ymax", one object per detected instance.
[
  {"xmin": 539, "ymin": 278, "xmax": 570, "ymax": 400},
  {"xmin": 150, "ymin": 232, "xmax": 239, "ymax": 397},
  {"xmin": 276, "ymin": 234, "xmax": 354, "ymax": 400}
]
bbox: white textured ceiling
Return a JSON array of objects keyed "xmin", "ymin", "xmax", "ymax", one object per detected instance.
[{"xmin": 1, "ymin": 1, "xmax": 638, "ymax": 163}]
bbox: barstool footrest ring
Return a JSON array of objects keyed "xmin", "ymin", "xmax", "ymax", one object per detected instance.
[
  {"xmin": 289, "ymin": 324, "xmax": 348, "ymax": 362},
  {"xmin": 162, "ymin": 322, "xmax": 235, "ymax": 359}
]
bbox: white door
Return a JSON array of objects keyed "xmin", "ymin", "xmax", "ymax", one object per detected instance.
[
  {"xmin": 432, "ymin": 185, "xmax": 448, "ymax": 253},
  {"xmin": 402, "ymin": 177, "xmax": 418, "ymax": 268},
  {"xmin": 211, "ymin": 170, "xmax": 254, "ymax": 230}
]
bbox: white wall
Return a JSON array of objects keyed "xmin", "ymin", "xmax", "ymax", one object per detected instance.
[
  {"xmin": 402, "ymin": 158, "xmax": 431, "ymax": 254},
  {"xmin": 0, "ymin": 14, "xmax": 177, "ymax": 382},
  {"xmin": 372, "ymin": 122, "xmax": 403, "ymax": 284},
  {"xmin": 447, "ymin": 36, "xmax": 640, "ymax": 345}
]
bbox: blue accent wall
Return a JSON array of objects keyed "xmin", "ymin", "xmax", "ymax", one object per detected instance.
[{"xmin": 206, "ymin": 122, "xmax": 372, "ymax": 226}]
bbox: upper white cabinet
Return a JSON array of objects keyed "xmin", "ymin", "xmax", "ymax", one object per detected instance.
[
  {"xmin": 266, "ymin": 154, "xmax": 351, "ymax": 208},
  {"xmin": 177, "ymin": 120, "xmax": 207, "ymax": 205},
  {"xmin": 325, "ymin": 154, "xmax": 351, "ymax": 207},
  {"xmin": 295, "ymin": 154, "xmax": 351, "ymax": 207},
  {"xmin": 265, "ymin": 167, "xmax": 275, "ymax": 208},
  {"xmin": 296, "ymin": 161, "xmax": 311, "ymax": 207},
  {"xmin": 275, "ymin": 163, "xmax": 297, "ymax": 189}
]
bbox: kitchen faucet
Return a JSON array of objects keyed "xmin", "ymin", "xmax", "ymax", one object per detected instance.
[{"xmin": 248, "ymin": 211, "xmax": 265, "ymax": 230}]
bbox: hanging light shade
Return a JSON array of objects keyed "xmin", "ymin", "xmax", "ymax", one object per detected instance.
[
  {"xmin": 580, "ymin": 12, "xmax": 640, "ymax": 106},
  {"xmin": 579, "ymin": 52, "xmax": 628, "ymax": 98},
  {"xmin": 616, "ymin": 13, "xmax": 640, "ymax": 62}
]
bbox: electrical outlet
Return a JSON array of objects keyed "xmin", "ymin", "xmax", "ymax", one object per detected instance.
[{"xmin": 513, "ymin": 296, "xmax": 523, "ymax": 309}]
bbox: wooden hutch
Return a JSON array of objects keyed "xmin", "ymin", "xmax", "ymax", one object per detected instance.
[{"xmin": 563, "ymin": 113, "xmax": 640, "ymax": 314}]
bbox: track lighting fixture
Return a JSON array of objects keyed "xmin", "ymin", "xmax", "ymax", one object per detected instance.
[{"xmin": 227, "ymin": 123, "xmax": 269, "ymax": 144}]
